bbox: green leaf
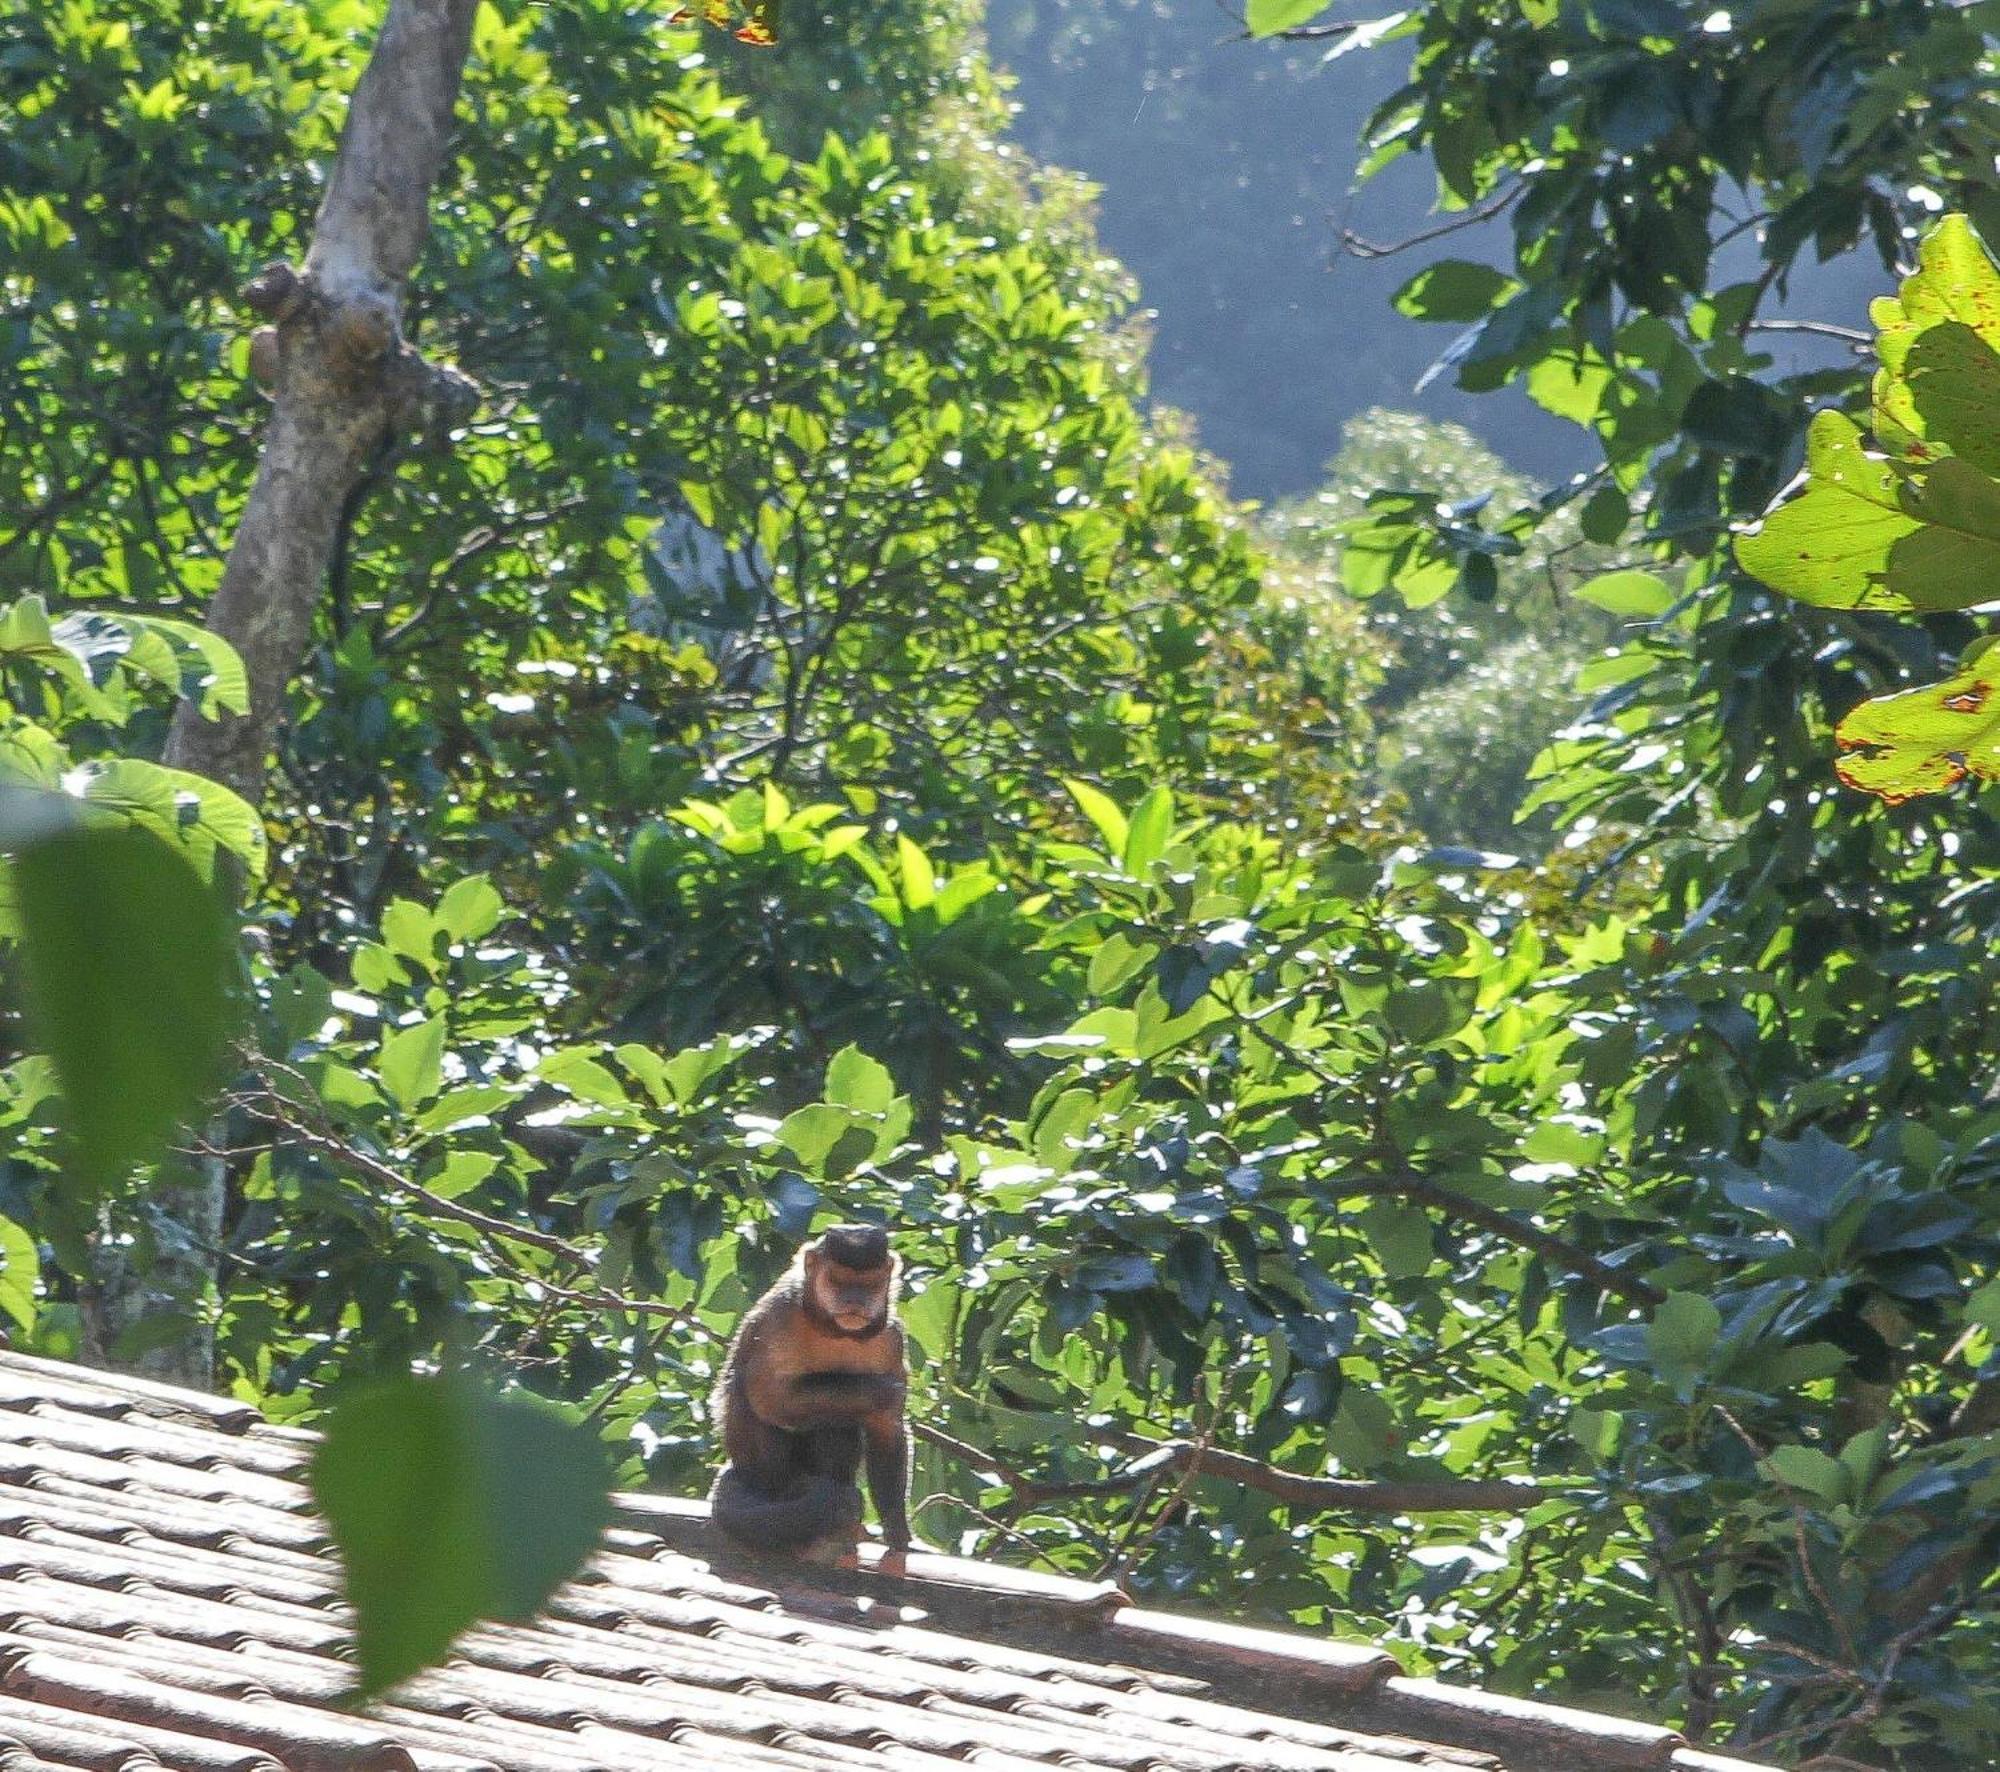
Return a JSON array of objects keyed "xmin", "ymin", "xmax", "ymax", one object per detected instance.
[
  {"xmin": 426, "ymin": 1152, "xmax": 503, "ymax": 1200},
  {"xmin": 1580, "ymin": 485, "xmax": 1630, "ymax": 543},
  {"xmin": 1967, "ymin": 1275, "xmax": 2000, "ymax": 1333},
  {"xmin": 68, "ymin": 759, "xmax": 267, "ymax": 880},
  {"xmin": 1682, "ymin": 377, "xmax": 1792, "ymax": 459},
  {"xmin": 1245, "ymin": 0, "xmax": 1330, "ymax": 35},
  {"xmin": 0, "ymin": 1216, "xmax": 38, "ymax": 1331},
  {"xmin": 1871, "ymin": 214, "xmax": 2000, "ymax": 472},
  {"xmin": 825, "ymin": 1045, "xmax": 894, "ymax": 1114},
  {"xmin": 437, "ymin": 874, "xmax": 505, "ymax": 943},
  {"xmin": 379, "ymin": 1015, "xmax": 447, "ymax": 1112},
  {"xmin": 1520, "ymin": 1120, "xmax": 1605, "ymax": 1167},
  {"xmin": 11, "ymin": 823, "xmax": 236, "ymax": 1190},
  {"xmin": 1573, "ymin": 569, "xmax": 1674, "ymax": 619},
  {"xmin": 896, "ymin": 835, "xmax": 935, "ymax": 909},
  {"xmin": 1569, "ymin": 1406, "xmax": 1621, "ymax": 1460},
  {"xmin": 625, "ymin": 1038, "xmax": 740, "ymax": 1109},
  {"xmin": 133, "ymin": 617, "xmax": 251, "ymax": 718},
  {"xmin": 1392, "ymin": 260, "xmax": 1516, "ymax": 323},
  {"xmin": 1328, "ymin": 1386, "xmax": 1394, "ymax": 1468},
  {"xmin": 1526, "ymin": 347, "xmax": 1615, "ymax": 425},
  {"xmin": 1031, "ymin": 1087, "xmax": 1097, "ymax": 1172},
  {"xmin": 537, "ymin": 1047, "xmax": 630, "ymax": 1108},
  {"xmin": 1830, "ymin": 661, "xmax": 2000, "ymax": 804},
  {"xmin": 776, "ymin": 1102, "xmax": 856, "ymax": 1173},
  {"xmin": 1122, "ymin": 786, "xmax": 1174, "ymax": 873},
  {"xmin": 1064, "ymin": 779, "xmax": 1129, "ymax": 857},
  {"xmin": 1751, "ymin": 1342, "xmax": 1851, "ymax": 1389},
  {"xmin": 380, "ymin": 900, "xmax": 441, "ymax": 971},
  {"xmin": 414, "ymin": 1084, "xmax": 518, "ymax": 1134},
  {"xmin": 1646, "ymin": 1291, "xmax": 1720, "ymax": 1397},
  {"xmin": 1087, "ymin": 932, "xmax": 1153, "ymax": 996},
  {"xmin": 1760, "ymin": 1443, "xmax": 1850, "ymax": 1506},
  {"xmin": 310, "ymin": 1371, "xmax": 611, "ymax": 1699},
  {"xmin": 1737, "ymin": 410, "xmax": 2000, "ymax": 614},
  {"xmin": 1360, "ymin": 1201, "xmax": 1434, "ymax": 1279}
]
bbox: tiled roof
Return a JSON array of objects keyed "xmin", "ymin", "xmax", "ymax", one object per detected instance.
[{"xmin": 0, "ymin": 1349, "xmax": 1781, "ymax": 1772}]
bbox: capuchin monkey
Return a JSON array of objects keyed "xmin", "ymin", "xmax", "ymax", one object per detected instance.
[{"xmin": 709, "ymin": 1224, "xmax": 913, "ymax": 1556}]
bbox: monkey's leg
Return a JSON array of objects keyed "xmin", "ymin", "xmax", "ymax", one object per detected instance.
[{"xmin": 804, "ymin": 1420, "xmax": 865, "ymax": 1484}]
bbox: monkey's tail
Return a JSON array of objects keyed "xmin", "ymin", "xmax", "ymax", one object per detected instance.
[{"xmin": 709, "ymin": 1464, "xmax": 863, "ymax": 1552}]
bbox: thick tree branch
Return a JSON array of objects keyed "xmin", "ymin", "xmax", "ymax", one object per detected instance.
[{"xmin": 915, "ymin": 1422, "xmax": 1566, "ymax": 1515}]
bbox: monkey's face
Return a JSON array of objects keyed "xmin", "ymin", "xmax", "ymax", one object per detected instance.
[{"xmin": 810, "ymin": 1256, "xmax": 891, "ymax": 1333}]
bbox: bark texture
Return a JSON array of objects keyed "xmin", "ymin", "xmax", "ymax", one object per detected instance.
[{"xmin": 84, "ymin": 0, "xmax": 482, "ymax": 1389}]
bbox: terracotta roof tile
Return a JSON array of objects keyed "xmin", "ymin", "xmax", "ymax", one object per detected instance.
[{"xmin": 0, "ymin": 1352, "xmax": 1784, "ymax": 1772}]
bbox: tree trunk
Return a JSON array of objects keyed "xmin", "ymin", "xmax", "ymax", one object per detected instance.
[{"xmin": 82, "ymin": 0, "xmax": 482, "ymax": 1389}]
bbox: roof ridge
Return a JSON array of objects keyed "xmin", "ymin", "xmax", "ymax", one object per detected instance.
[{"xmin": 0, "ymin": 1349, "xmax": 262, "ymax": 1432}]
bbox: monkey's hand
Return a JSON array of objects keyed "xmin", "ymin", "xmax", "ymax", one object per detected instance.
[{"xmin": 789, "ymin": 1371, "xmax": 906, "ymax": 1422}]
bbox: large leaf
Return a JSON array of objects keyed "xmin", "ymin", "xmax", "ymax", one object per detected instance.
[
  {"xmin": 1830, "ymin": 661, "xmax": 2000, "ymax": 803},
  {"xmin": 1870, "ymin": 214, "xmax": 2000, "ymax": 471},
  {"xmin": 379, "ymin": 1015, "xmax": 447, "ymax": 1112},
  {"xmin": 1735, "ymin": 410, "xmax": 2000, "ymax": 614},
  {"xmin": 1646, "ymin": 1292, "xmax": 1720, "ymax": 1400},
  {"xmin": 68, "ymin": 758, "xmax": 269, "ymax": 881},
  {"xmin": 1572, "ymin": 569, "xmax": 1674, "ymax": 619},
  {"xmin": 0, "ymin": 1216, "xmax": 38, "ymax": 1332},
  {"xmin": 310, "ymin": 1371, "xmax": 612, "ymax": 1699},
  {"xmin": 10, "ymin": 822, "xmax": 237, "ymax": 1191}
]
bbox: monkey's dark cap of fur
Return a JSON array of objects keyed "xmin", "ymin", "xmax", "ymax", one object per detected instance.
[{"xmin": 818, "ymin": 1223, "xmax": 891, "ymax": 1269}]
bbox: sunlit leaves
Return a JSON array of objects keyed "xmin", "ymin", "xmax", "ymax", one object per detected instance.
[
  {"xmin": 1736, "ymin": 411, "xmax": 2000, "ymax": 615},
  {"xmin": 1244, "ymin": 0, "xmax": 1333, "ymax": 34},
  {"xmin": 1738, "ymin": 215, "xmax": 2000, "ymax": 799},
  {"xmin": 1391, "ymin": 260, "xmax": 1516, "ymax": 323},
  {"xmin": 1572, "ymin": 569, "xmax": 1673, "ymax": 619},
  {"xmin": 0, "ymin": 1217, "xmax": 38, "ymax": 1332},
  {"xmin": 1831, "ymin": 660, "xmax": 2000, "ymax": 803},
  {"xmin": 1870, "ymin": 214, "xmax": 2000, "ymax": 471},
  {"xmin": 666, "ymin": 0, "xmax": 777, "ymax": 47}
]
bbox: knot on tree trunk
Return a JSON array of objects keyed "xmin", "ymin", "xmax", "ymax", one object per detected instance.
[
  {"xmin": 238, "ymin": 266, "xmax": 480, "ymax": 444},
  {"xmin": 242, "ymin": 260, "xmax": 308, "ymax": 322}
]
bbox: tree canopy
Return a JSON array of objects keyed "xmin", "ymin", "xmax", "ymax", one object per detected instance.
[{"xmin": 1, "ymin": 0, "xmax": 1997, "ymax": 1764}]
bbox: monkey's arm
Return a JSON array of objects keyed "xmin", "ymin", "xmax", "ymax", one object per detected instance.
[
  {"xmin": 789, "ymin": 1370, "xmax": 906, "ymax": 1421},
  {"xmin": 863, "ymin": 1410, "xmax": 912, "ymax": 1551},
  {"xmin": 746, "ymin": 1362, "xmax": 904, "ymax": 1429}
]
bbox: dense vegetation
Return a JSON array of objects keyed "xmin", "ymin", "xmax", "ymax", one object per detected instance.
[{"xmin": 0, "ymin": 0, "xmax": 1996, "ymax": 1763}]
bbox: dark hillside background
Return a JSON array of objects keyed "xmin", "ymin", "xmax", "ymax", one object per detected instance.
[{"xmin": 987, "ymin": 0, "xmax": 1883, "ymax": 500}]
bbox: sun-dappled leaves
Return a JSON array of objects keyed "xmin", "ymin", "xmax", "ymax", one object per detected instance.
[
  {"xmin": 1831, "ymin": 660, "xmax": 2000, "ymax": 803},
  {"xmin": 1739, "ymin": 215, "xmax": 2000, "ymax": 800},
  {"xmin": 6, "ymin": 0, "xmax": 2000, "ymax": 1756}
]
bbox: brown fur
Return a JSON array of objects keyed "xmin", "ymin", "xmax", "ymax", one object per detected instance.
[{"xmin": 709, "ymin": 1225, "xmax": 911, "ymax": 1554}]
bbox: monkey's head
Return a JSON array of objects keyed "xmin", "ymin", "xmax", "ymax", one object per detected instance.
[{"xmin": 803, "ymin": 1224, "xmax": 898, "ymax": 1335}]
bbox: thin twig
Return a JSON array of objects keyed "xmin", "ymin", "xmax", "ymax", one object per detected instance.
[{"xmin": 1339, "ymin": 185, "xmax": 1523, "ymax": 260}]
